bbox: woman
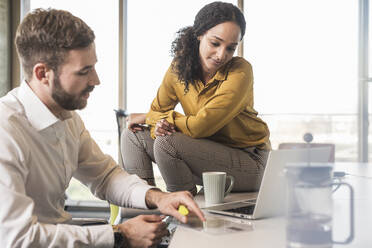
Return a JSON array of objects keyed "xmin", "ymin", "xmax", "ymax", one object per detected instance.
[{"xmin": 121, "ymin": 1, "xmax": 271, "ymax": 195}]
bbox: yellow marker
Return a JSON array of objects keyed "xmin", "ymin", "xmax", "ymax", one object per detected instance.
[
  {"xmin": 178, "ymin": 205, "xmax": 189, "ymax": 216},
  {"xmin": 110, "ymin": 204, "xmax": 119, "ymax": 225}
]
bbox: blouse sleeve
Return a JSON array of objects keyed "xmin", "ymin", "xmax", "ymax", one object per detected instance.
[{"xmin": 145, "ymin": 65, "xmax": 179, "ymax": 138}]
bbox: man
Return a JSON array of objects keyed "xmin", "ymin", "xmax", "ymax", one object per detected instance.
[{"xmin": 0, "ymin": 8, "xmax": 205, "ymax": 247}]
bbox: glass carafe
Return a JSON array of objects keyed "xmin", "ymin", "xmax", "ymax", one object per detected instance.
[{"xmin": 285, "ymin": 164, "xmax": 354, "ymax": 248}]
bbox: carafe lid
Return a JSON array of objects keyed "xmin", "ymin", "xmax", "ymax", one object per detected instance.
[
  {"xmin": 299, "ymin": 166, "xmax": 332, "ymax": 184},
  {"xmin": 286, "ymin": 164, "xmax": 332, "ymax": 184}
]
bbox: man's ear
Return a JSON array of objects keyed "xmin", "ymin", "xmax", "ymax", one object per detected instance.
[{"xmin": 33, "ymin": 63, "xmax": 54, "ymax": 85}]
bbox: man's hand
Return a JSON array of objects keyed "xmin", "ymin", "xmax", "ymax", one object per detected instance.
[
  {"xmin": 154, "ymin": 119, "xmax": 175, "ymax": 137},
  {"xmin": 126, "ymin": 113, "xmax": 147, "ymax": 132},
  {"xmin": 118, "ymin": 215, "xmax": 168, "ymax": 248},
  {"xmin": 145, "ymin": 189, "xmax": 206, "ymax": 223}
]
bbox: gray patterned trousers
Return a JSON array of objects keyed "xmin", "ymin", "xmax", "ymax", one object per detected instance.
[{"xmin": 121, "ymin": 129, "xmax": 269, "ymax": 193}]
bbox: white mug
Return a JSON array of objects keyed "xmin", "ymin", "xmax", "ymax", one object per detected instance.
[{"xmin": 202, "ymin": 172, "xmax": 235, "ymax": 205}]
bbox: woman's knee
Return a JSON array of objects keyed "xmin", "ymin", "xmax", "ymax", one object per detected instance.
[
  {"xmin": 121, "ymin": 128, "xmax": 147, "ymax": 151},
  {"xmin": 120, "ymin": 128, "xmax": 148, "ymax": 164},
  {"xmin": 153, "ymin": 133, "xmax": 182, "ymax": 159}
]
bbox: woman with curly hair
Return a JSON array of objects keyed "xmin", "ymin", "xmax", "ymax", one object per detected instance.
[{"xmin": 121, "ymin": 1, "xmax": 271, "ymax": 195}]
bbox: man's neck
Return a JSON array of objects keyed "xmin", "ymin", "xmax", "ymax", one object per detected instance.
[{"xmin": 27, "ymin": 79, "xmax": 64, "ymax": 119}]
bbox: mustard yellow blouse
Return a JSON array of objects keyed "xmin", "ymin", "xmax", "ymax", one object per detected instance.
[{"xmin": 145, "ymin": 57, "xmax": 271, "ymax": 150}]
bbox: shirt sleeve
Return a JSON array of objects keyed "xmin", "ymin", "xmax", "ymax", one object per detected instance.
[
  {"xmin": 72, "ymin": 113, "xmax": 153, "ymax": 209},
  {"xmin": 145, "ymin": 65, "xmax": 179, "ymax": 139},
  {"xmin": 0, "ymin": 125, "xmax": 114, "ymax": 247},
  {"xmin": 173, "ymin": 65, "xmax": 252, "ymax": 138}
]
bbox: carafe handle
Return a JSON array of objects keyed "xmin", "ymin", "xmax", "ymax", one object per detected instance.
[{"xmin": 331, "ymin": 182, "xmax": 354, "ymax": 244}]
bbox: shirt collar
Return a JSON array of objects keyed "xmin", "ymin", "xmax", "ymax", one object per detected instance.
[
  {"xmin": 18, "ymin": 81, "xmax": 72, "ymax": 131},
  {"xmin": 206, "ymin": 57, "xmax": 235, "ymax": 85}
]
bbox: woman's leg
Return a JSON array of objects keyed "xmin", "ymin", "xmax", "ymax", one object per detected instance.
[
  {"xmin": 153, "ymin": 132, "xmax": 269, "ymax": 193},
  {"xmin": 121, "ymin": 128, "xmax": 156, "ymax": 185}
]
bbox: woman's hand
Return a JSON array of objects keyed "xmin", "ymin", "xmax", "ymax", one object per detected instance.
[
  {"xmin": 126, "ymin": 113, "xmax": 147, "ymax": 132},
  {"xmin": 155, "ymin": 119, "xmax": 176, "ymax": 136}
]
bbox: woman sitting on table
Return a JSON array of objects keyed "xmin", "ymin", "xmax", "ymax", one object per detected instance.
[{"xmin": 121, "ymin": 1, "xmax": 271, "ymax": 195}]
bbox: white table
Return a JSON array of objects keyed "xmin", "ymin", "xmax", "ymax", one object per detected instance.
[{"xmin": 169, "ymin": 163, "xmax": 372, "ymax": 248}]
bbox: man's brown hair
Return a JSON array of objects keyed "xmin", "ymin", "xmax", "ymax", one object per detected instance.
[{"xmin": 15, "ymin": 8, "xmax": 95, "ymax": 81}]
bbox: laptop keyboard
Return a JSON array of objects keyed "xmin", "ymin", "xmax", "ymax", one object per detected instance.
[{"xmin": 224, "ymin": 205, "xmax": 255, "ymax": 215}]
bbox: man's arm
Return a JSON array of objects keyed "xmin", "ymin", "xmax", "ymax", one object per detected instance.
[
  {"xmin": 0, "ymin": 131, "xmax": 114, "ymax": 247},
  {"xmin": 73, "ymin": 112, "xmax": 153, "ymax": 209}
]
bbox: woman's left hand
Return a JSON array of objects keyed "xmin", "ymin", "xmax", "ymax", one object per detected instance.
[
  {"xmin": 126, "ymin": 113, "xmax": 147, "ymax": 132},
  {"xmin": 155, "ymin": 119, "xmax": 176, "ymax": 136}
]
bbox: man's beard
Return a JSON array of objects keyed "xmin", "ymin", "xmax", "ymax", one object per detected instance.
[{"xmin": 51, "ymin": 75, "xmax": 94, "ymax": 111}]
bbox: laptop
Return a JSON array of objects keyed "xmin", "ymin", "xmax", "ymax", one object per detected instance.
[{"xmin": 204, "ymin": 147, "xmax": 332, "ymax": 220}]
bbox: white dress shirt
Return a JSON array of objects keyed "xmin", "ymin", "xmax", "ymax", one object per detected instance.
[{"xmin": 0, "ymin": 82, "xmax": 153, "ymax": 247}]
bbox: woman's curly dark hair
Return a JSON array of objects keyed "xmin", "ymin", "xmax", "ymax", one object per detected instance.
[{"xmin": 171, "ymin": 1, "xmax": 246, "ymax": 93}]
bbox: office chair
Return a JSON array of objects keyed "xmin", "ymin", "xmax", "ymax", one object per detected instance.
[{"xmin": 109, "ymin": 109, "xmax": 129, "ymax": 225}]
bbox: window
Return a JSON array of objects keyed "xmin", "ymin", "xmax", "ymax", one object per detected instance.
[
  {"xmin": 30, "ymin": 0, "xmax": 119, "ymax": 201},
  {"xmin": 244, "ymin": 0, "xmax": 358, "ymax": 161}
]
